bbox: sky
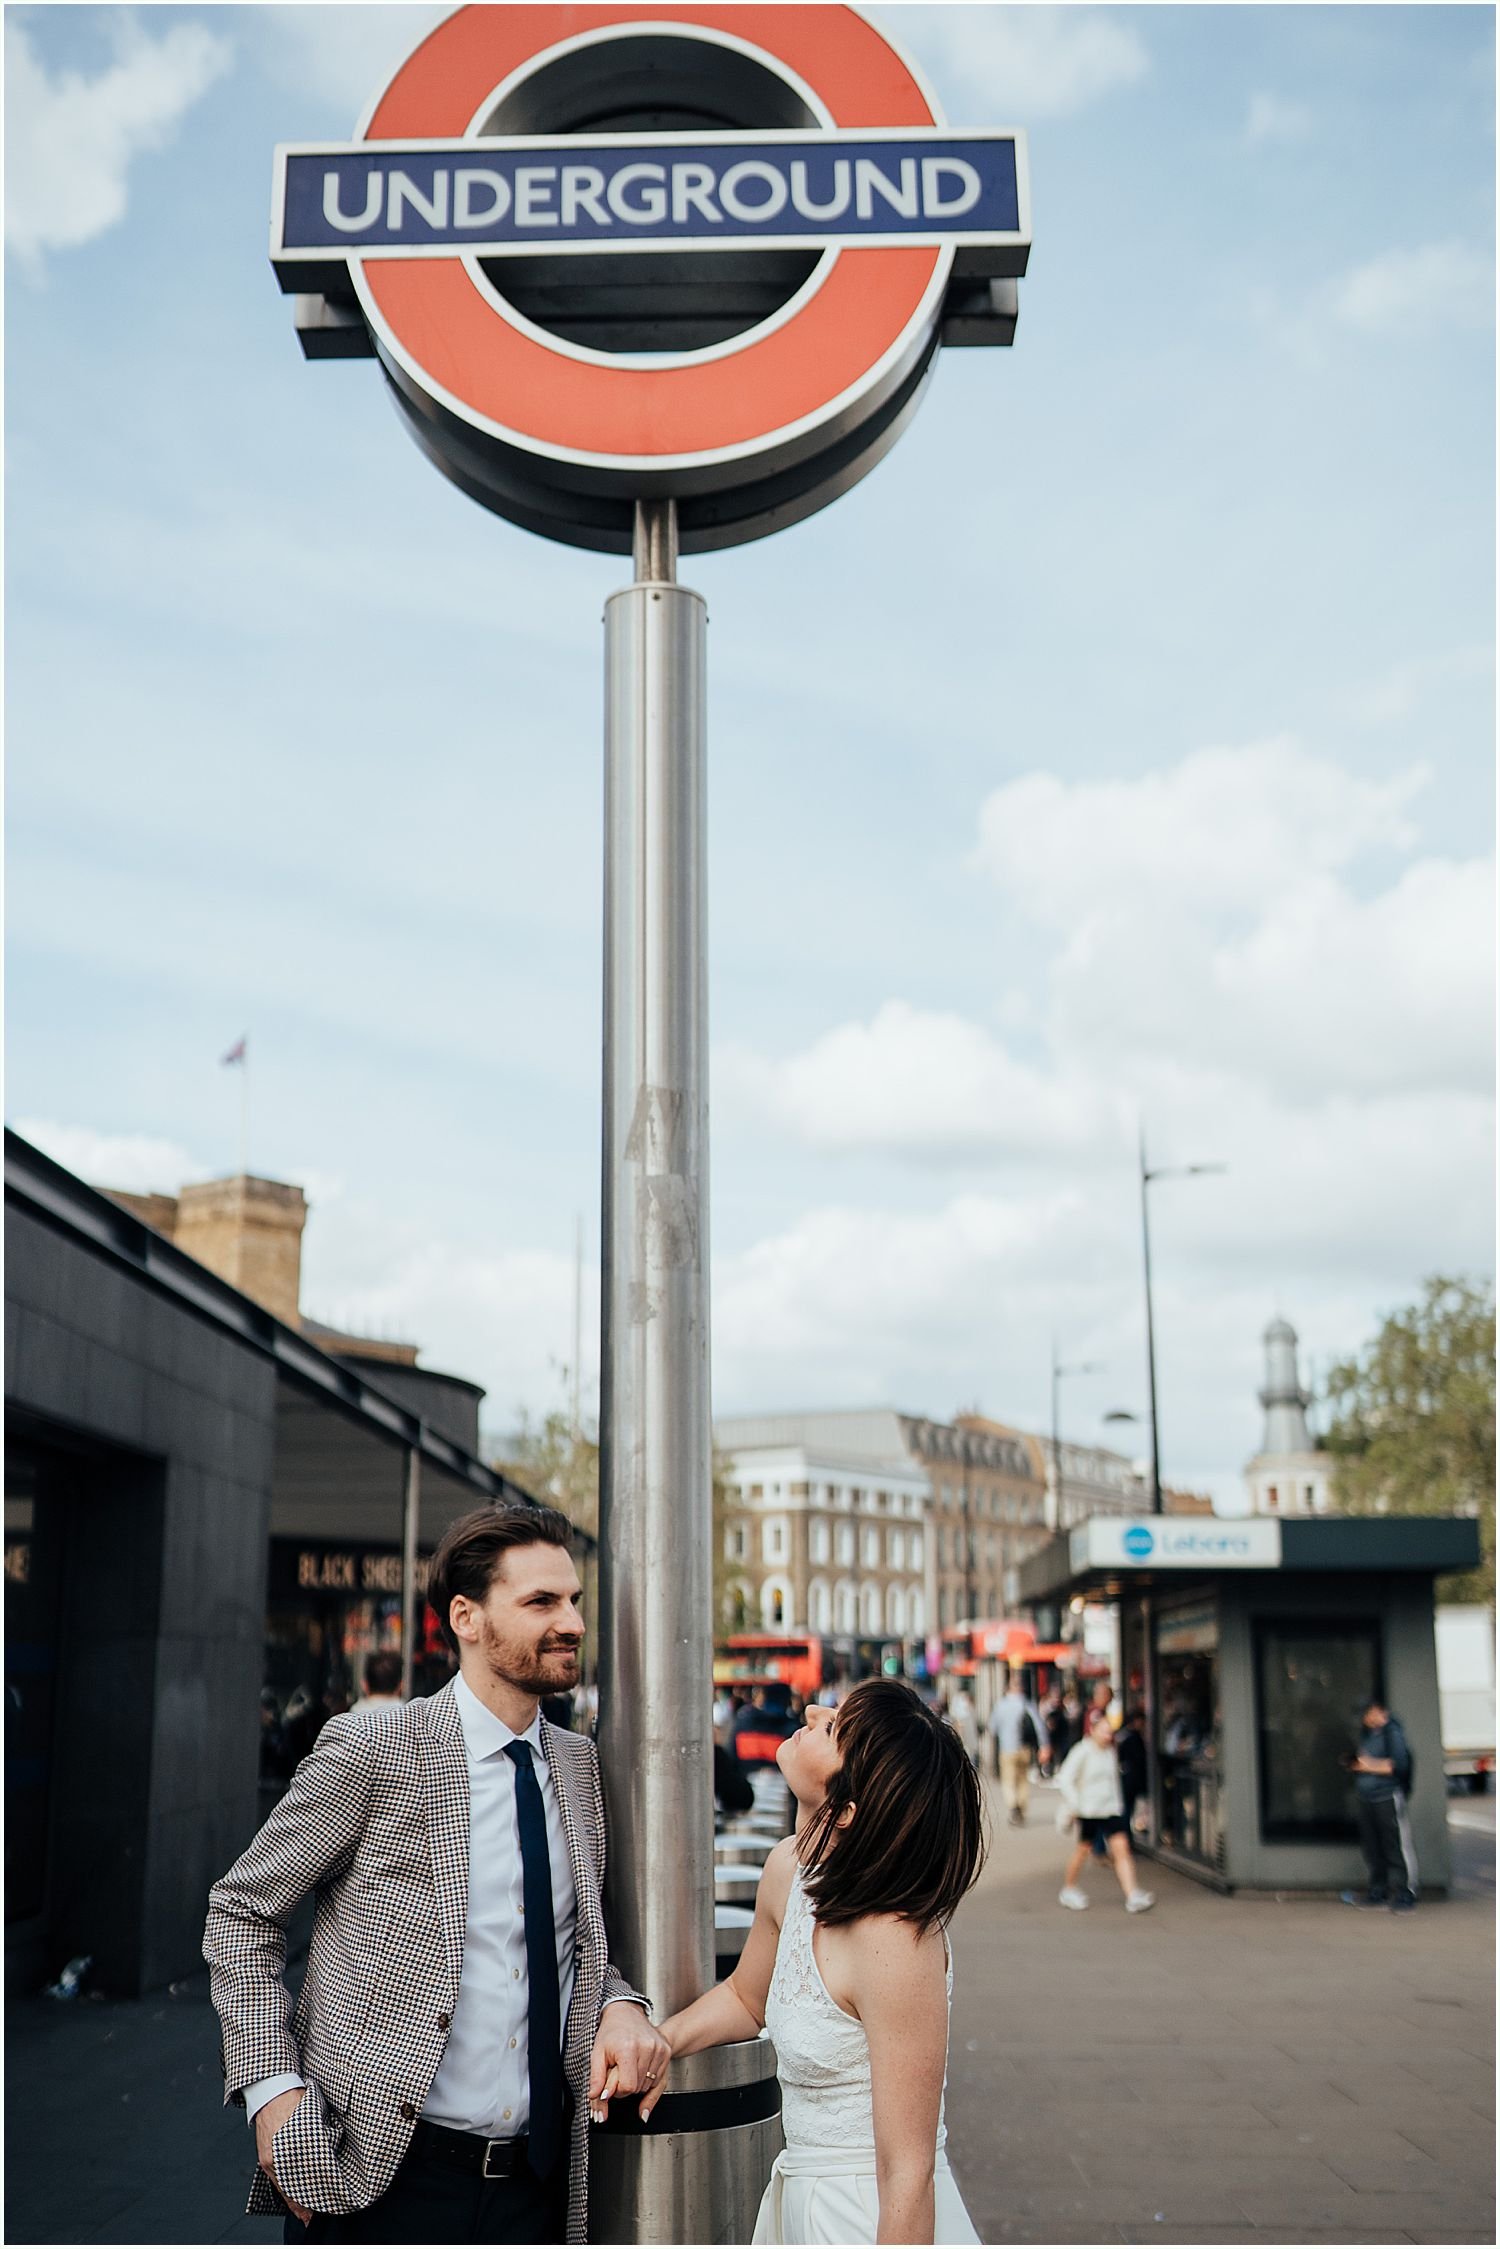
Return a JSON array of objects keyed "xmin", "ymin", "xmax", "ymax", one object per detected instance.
[{"xmin": 6, "ymin": 4, "xmax": 1494, "ymax": 1510}]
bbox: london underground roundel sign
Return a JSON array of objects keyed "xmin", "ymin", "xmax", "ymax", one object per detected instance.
[{"xmin": 272, "ymin": 5, "xmax": 1030, "ymax": 552}]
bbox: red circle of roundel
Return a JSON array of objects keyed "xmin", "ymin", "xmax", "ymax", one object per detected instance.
[{"xmin": 355, "ymin": 4, "xmax": 944, "ymax": 466}]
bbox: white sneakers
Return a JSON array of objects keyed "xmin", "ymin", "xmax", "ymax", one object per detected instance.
[{"xmin": 1056, "ymin": 1885, "xmax": 1156, "ymax": 1913}]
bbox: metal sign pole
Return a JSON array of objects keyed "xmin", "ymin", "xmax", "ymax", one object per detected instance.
[{"xmin": 594, "ymin": 501, "xmax": 780, "ymax": 2244}]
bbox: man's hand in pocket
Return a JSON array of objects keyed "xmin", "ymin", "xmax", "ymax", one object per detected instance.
[{"xmin": 254, "ymin": 2087, "xmax": 314, "ymax": 2226}]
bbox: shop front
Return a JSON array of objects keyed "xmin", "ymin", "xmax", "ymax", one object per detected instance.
[{"xmin": 1022, "ymin": 1513, "xmax": 1480, "ymax": 1893}]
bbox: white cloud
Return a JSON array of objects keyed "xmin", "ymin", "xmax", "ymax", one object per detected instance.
[
  {"xmin": 1245, "ymin": 92, "xmax": 1313, "ymax": 146},
  {"xmin": 12, "ymin": 1118, "xmax": 201, "ymax": 1194},
  {"xmin": 1330, "ymin": 241, "xmax": 1492, "ymax": 334},
  {"xmin": 250, "ymin": 6, "xmax": 445, "ymax": 121},
  {"xmin": 709, "ymin": 1074, "xmax": 1493, "ymax": 1499},
  {"xmin": 5, "ymin": 13, "xmax": 231, "ymax": 264},
  {"xmin": 880, "ymin": 5, "xmax": 1147, "ymax": 119},
  {"xmin": 972, "ymin": 737, "xmax": 1425, "ymax": 929},
  {"xmin": 719, "ymin": 1001, "xmax": 1127, "ymax": 1163}
]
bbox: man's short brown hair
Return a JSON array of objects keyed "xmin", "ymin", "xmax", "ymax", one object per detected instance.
[{"xmin": 427, "ymin": 1501, "xmax": 575, "ymax": 1658}]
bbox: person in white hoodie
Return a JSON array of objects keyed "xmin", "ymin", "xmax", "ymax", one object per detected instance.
[{"xmin": 1054, "ymin": 1711, "xmax": 1155, "ymax": 1913}]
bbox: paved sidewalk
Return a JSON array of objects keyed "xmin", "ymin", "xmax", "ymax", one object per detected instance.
[
  {"xmin": 944, "ymin": 1781, "xmax": 1495, "ymax": 2245},
  {"xmin": 5, "ymin": 1792, "xmax": 1493, "ymax": 2245}
]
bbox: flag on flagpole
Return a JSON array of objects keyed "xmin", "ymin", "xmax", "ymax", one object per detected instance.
[{"xmin": 221, "ymin": 1037, "xmax": 247, "ymax": 1066}]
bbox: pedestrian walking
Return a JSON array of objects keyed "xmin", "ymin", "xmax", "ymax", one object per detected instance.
[
  {"xmin": 1042, "ymin": 1691, "xmax": 1070, "ymax": 1779},
  {"xmin": 1054, "ymin": 1711, "xmax": 1155, "ymax": 1913},
  {"xmin": 987, "ymin": 1671, "xmax": 1044, "ymax": 1827},
  {"xmin": 1115, "ymin": 1707, "xmax": 1148, "ymax": 1836},
  {"xmin": 947, "ymin": 1687, "xmax": 981, "ymax": 1768},
  {"xmin": 1340, "ymin": 1697, "xmax": 1419, "ymax": 1913}
]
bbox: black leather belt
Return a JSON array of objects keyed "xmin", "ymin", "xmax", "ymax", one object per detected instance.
[{"xmin": 408, "ymin": 2118, "xmax": 532, "ymax": 2179}]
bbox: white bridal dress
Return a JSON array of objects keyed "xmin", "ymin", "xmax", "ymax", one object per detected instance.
[{"xmin": 752, "ymin": 1867, "xmax": 980, "ymax": 2246}]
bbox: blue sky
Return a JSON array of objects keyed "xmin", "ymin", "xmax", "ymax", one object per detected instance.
[{"xmin": 6, "ymin": 5, "xmax": 1494, "ymax": 1506}]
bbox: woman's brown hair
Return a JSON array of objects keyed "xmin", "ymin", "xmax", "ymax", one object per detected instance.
[{"xmin": 798, "ymin": 1679, "xmax": 986, "ymax": 1932}]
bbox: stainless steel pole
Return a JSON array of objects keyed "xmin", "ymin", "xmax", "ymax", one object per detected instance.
[
  {"xmin": 594, "ymin": 500, "xmax": 780, "ymax": 2245},
  {"xmin": 399, "ymin": 1446, "xmax": 421, "ymax": 1700}
]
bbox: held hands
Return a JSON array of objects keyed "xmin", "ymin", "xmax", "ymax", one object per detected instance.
[
  {"xmin": 254, "ymin": 2087, "xmax": 313, "ymax": 2227},
  {"xmin": 588, "ymin": 2001, "xmax": 671, "ymax": 2126}
]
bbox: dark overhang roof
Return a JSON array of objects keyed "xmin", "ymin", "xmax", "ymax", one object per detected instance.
[
  {"xmin": 1019, "ymin": 1513, "xmax": 1482, "ymax": 1605},
  {"xmin": 5, "ymin": 1127, "xmax": 542, "ymax": 1516}
]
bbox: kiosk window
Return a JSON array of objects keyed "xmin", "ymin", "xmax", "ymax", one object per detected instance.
[{"xmin": 1255, "ymin": 1618, "xmax": 1380, "ymax": 1841}]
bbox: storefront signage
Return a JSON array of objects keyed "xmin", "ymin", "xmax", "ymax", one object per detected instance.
[
  {"xmin": 270, "ymin": 4, "xmax": 1030, "ymax": 552},
  {"xmin": 1070, "ymin": 1518, "xmax": 1283, "ymax": 1572},
  {"xmin": 272, "ymin": 1544, "xmax": 431, "ymax": 1597}
]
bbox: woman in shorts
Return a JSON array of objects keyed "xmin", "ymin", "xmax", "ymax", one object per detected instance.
[{"xmin": 1054, "ymin": 1709, "xmax": 1155, "ymax": 1913}]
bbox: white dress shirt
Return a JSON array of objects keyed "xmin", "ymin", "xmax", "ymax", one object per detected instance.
[{"xmin": 245, "ymin": 1676, "xmax": 579, "ymax": 2138}]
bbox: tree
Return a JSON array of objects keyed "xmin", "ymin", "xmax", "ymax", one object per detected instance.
[{"xmin": 1323, "ymin": 1276, "xmax": 1495, "ymax": 1605}]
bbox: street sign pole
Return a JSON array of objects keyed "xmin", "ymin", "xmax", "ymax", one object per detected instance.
[
  {"xmin": 595, "ymin": 500, "xmax": 780, "ymax": 2242},
  {"xmin": 270, "ymin": 16, "xmax": 1031, "ymax": 2237}
]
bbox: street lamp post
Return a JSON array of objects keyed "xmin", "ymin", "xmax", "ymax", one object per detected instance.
[
  {"xmin": 1138, "ymin": 1128, "xmax": 1226, "ymax": 1515},
  {"xmin": 1049, "ymin": 1345, "xmax": 1099, "ymax": 1534}
]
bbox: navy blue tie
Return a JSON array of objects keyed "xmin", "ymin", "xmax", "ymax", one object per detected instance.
[{"xmin": 503, "ymin": 1739, "xmax": 564, "ymax": 2179}]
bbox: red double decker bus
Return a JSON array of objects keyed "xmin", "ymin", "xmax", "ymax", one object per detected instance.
[{"xmin": 713, "ymin": 1632, "xmax": 824, "ymax": 1701}]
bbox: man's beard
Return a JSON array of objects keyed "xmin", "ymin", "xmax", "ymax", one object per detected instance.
[{"xmin": 478, "ymin": 1615, "xmax": 581, "ymax": 1696}]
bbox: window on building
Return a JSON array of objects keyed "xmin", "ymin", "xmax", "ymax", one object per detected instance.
[
  {"xmin": 749, "ymin": 1484, "xmax": 763, "ymax": 1499},
  {"xmin": 909, "ymin": 1589, "xmax": 925, "ymax": 1635},
  {"xmin": 761, "ymin": 1578, "xmax": 788, "ymax": 1629},
  {"xmin": 764, "ymin": 1518, "xmax": 787, "ymax": 1561},
  {"xmin": 862, "ymin": 1527, "xmax": 880, "ymax": 1569},
  {"xmin": 860, "ymin": 1583, "xmax": 881, "ymax": 1636},
  {"xmin": 1304, "ymin": 1485, "xmax": 1316, "ymax": 1508},
  {"xmin": 809, "ymin": 1579, "xmax": 831, "ymax": 1634},
  {"xmin": 836, "ymin": 1524, "xmax": 854, "ymax": 1566},
  {"xmin": 910, "ymin": 1531, "xmax": 924, "ymax": 1569},
  {"xmin": 835, "ymin": 1580, "xmax": 856, "ymax": 1633},
  {"xmin": 1266, "ymin": 1487, "xmax": 1278, "ymax": 1510},
  {"xmin": 809, "ymin": 1516, "xmax": 831, "ymax": 1565},
  {"xmin": 725, "ymin": 1523, "xmax": 747, "ymax": 1561},
  {"xmin": 887, "ymin": 1584, "xmax": 906, "ymax": 1635},
  {"xmin": 887, "ymin": 1528, "xmax": 904, "ymax": 1569}
]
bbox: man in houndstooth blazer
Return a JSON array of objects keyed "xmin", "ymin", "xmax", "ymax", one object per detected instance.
[{"xmin": 205, "ymin": 1503, "xmax": 667, "ymax": 2244}]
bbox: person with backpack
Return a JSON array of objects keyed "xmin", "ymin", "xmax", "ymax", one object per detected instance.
[
  {"xmin": 987, "ymin": 1668, "xmax": 1045, "ymax": 1827},
  {"xmin": 1341, "ymin": 1697, "xmax": 1419, "ymax": 1913}
]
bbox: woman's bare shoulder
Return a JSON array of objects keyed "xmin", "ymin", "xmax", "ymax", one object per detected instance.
[{"xmin": 756, "ymin": 1835, "xmax": 800, "ymax": 1922}]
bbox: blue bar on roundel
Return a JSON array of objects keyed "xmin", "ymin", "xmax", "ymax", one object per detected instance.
[{"xmin": 278, "ymin": 136, "xmax": 1021, "ymax": 255}]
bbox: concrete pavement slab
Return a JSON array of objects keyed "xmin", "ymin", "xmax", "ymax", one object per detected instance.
[{"xmin": 945, "ymin": 1780, "xmax": 1493, "ymax": 2243}]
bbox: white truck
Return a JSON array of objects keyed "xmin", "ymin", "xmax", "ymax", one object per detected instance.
[{"xmin": 1435, "ymin": 1603, "xmax": 1495, "ymax": 1793}]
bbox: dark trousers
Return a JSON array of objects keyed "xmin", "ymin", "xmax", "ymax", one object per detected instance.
[
  {"xmin": 285, "ymin": 2147, "xmax": 566, "ymax": 2246},
  {"xmin": 1356, "ymin": 1793, "xmax": 1417, "ymax": 1904}
]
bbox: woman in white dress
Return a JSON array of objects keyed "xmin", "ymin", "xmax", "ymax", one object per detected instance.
[{"xmin": 647, "ymin": 1679, "xmax": 985, "ymax": 2245}]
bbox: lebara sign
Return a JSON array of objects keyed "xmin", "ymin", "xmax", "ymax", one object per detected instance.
[
  {"xmin": 270, "ymin": 4, "xmax": 1030, "ymax": 552},
  {"xmin": 1069, "ymin": 1518, "xmax": 1285, "ymax": 1573}
]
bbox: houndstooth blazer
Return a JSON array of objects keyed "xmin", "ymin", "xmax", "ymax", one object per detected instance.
[{"xmin": 203, "ymin": 1682, "xmax": 647, "ymax": 2243}]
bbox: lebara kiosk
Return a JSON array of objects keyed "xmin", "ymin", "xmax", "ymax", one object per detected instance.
[
  {"xmin": 1019, "ymin": 1513, "xmax": 1480, "ymax": 1896},
  {"xmin": 271, "ymin": 7, "xmax": 1029, "ymax": 2241}
]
